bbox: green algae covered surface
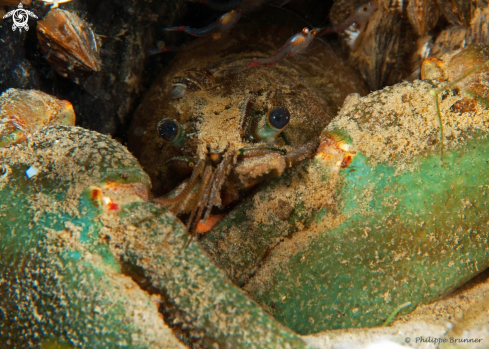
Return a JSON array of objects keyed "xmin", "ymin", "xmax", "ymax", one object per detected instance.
[
  {"xmin": 0, "ymin": 126, "xmax": 309, "ymax": 348},
  {"xmin": 250, "ymin": 140, "xmax": 489, "ymax": 333},
  {"xmin": 204, "ymin": 80, "xmax": 489, "ymax": 334},
  {"xmin": 0, "ymin": 126, "xmax": 181, "ymax": 348}
]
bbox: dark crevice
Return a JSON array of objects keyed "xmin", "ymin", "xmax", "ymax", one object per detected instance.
[{"xmin": 118, "ymin": 259, "xmax": 212, "ymax": 349}]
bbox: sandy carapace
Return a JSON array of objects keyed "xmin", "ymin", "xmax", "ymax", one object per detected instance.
[{"xmin": 128, "ymin": 22, "xmax": 368, "ymax": 233}]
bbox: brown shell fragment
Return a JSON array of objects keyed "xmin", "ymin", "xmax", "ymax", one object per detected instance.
[
  {"xmin": 0, "ymin": 89, "xmax": 75, "ymax": 147},
  {"xmin": 37, "ymin": 9, "xmax": 101, "ymax": 80},
  {"xmin": 436, "ymin": 0, "xmax": 473, "ymax": 27},
  {"xmin": 422, "ymin": 43, "xmax": 489, "ymax": 101},
  {"xmin": 446, "ymin": 43, "xmax": 489, "ymax": 98},
  {"xmin": 350, "ymin": 9, "xmax": 414, "ymax": 90},
  {"xmin": 328, "ymin": 0, "xmax": 370, "ymax": 26},
  {"xmin": 378, "ymin": 0, "xmax": 404, "ymax": 12},
  {"xmin": 469, "ymin": 6, "xmax": 489, "ymax": 45},
  {"xmin": 407, "ymin": 0, "xmax": 440, "ymax": 36},
  {"xmin": 420, "ymin": 57, "xmax": 446, "ymax": 80},
  {"xmin": 430, "ymin": 25, "xmax": 468, "ymax": 58}
]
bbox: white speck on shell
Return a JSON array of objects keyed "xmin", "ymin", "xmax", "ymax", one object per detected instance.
[{"xmin": 25, "ymin": 167, "xmax": 39, "ymax": 179}]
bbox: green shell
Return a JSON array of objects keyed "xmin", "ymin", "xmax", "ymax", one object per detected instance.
[
  {"xmin": 0, "ymin": 126, "xmax": 308, "ymax": 348},
  {"xmin": 201, "ymin": 80, "xmax": 489, "ymax": 334}
]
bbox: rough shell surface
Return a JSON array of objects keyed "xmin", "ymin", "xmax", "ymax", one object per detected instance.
[
  {"xmin": 37, "ymin": 9, "xmax": 101, "ymax": 79},
  {"xmin": 0, "ymin": 88, "xmax": 75, "ymax": 147},
  {"xmin": 407, "ymin": 0, "xmax": 440, "ymax": 36},
  {"xmin": 201, "ymin": 46, "xmax": 489, "ymax": 333},
  {"xmin": 349, "ymin": 7, "xmax": 415, "ymax": 91},
  {"xmin": 0, "ymin": 125, "xmax": 311, "ymax": 348}
]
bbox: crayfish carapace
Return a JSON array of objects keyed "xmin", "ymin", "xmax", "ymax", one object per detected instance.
[{"xmin": 129, "ymin": 22, "xmax": 368, "ymax": 236}]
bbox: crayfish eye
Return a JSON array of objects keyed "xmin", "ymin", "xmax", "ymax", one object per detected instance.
[
  {"xmin": 158, "ymin": 119, "xmax": 180, "ymax": 143},
  {"xmin": 267, "ymin": 106, "xmax": 290, "ymax": 130}
]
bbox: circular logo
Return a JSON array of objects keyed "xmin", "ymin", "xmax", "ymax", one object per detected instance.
[{"xmin": 2, "ymin": 2, "xmax": 38, "ymax": 32}]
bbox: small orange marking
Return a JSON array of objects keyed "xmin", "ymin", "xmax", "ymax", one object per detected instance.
[
  {"xmin": 291, "ymin": 36, "xmax": 305, "ymax": 46},
  {"xmin": 107, "ymin": 202, "xmax": 119, "ymax": 211},
  {"xmin": 220, "ymin": 11, "xmax": 232, "ymax": 24},
  {"xmin": 196, "ymin": 214, "xmax": 225, "ymax": 234},
  {"xmin": 103, "ymin": 181, "xmax": 117, "ymax": 188},
  {"xmin": 90, "ymin": 187, "xmax": 102, "ymax": 207},
  {"xmin": 341, "ymin": 155, "xmax": 353, "ymax": 168}
]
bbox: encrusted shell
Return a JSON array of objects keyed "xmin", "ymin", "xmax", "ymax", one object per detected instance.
[
  {"xmin": 378, "ymin": 0, "xmax": 405, "ymax": 12},
  {"xmin": 349, "ymin": 8, "xmax": 414, "ymax": 90},
  {"xmin": 407, "ymin": 0, "xmax": 440, "ymax": 36},
  {"xmin": 37, "ymin": 9, "xmax": 101, "ymax": 80},
  {"xmin": 0, "ymin": 88, "xmax": 75, "ymax": 147},
  {"xmin": 446, "ymin": 43, "xmax": 489, "ymax": 98},
  {"xmin": 430, "ymin": 25, "xmax": 468, "ymax": 58},
  {"xmin": 469, "ymin": 6, "xmax": 489, "ymax": 45},
  {"xmin": 436, "ymin": 0, "xmax": 473, "ymax": 27},
  {"xmin": 422, "ymin": 44, "xmax": 489, "ymax": 99}
]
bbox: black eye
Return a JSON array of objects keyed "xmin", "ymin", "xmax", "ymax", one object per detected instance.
[
  {"xmin": 158, "ymin": 119, "xmax": 180, "ymax": 142},
  {"xmin": 267, "ymin": 107, "xmax": 290, "ymax": 130}
]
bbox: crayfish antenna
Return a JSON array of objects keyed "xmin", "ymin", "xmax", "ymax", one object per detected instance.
[{"xmin": 429, "ymin": 59, "xmax": 489, "ymax": 162}]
